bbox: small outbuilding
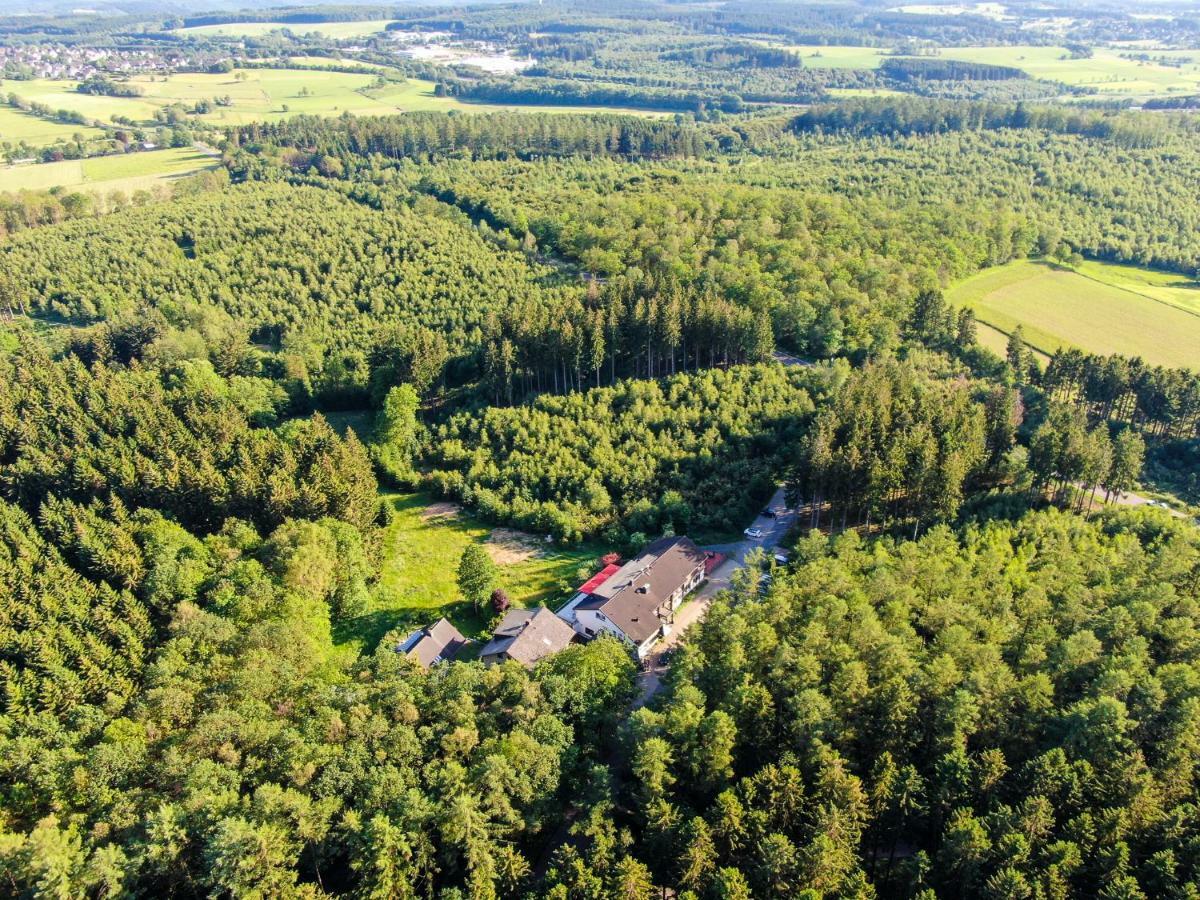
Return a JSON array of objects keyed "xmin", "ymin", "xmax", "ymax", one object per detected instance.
[
  {"xmin": 397, "ymin": 617, "xmax": 470, "ymax": 668},
  {"xmin": 479, "ymin": 607, "xmax": 577, "ymax": 668}
]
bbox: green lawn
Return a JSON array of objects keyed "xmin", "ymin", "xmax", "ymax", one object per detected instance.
[
  {"xmin": 948, "ymin": 258, "xmax": 1200, "ymax": 370},
  {"xmin": 0, "ymin": 106, "xmax": 105, "ymax": 147},
  {"xmin": 333, "ymin": 492, "xmax": 607, "ymax": 654},
  {"xmin": 176, "ymin": 20, "xmax": 397, "ymax": 39},
  {"xmin": 825, "ymin": 87, "xmax": 906, "ymax": 98},
  {"xmin": 1, "ymin": 146, "xmax": 219, "ymax": 193}
]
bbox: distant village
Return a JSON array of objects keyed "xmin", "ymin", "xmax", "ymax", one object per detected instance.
[{"xmin": 0, "ymin": 45, "xmax": 181, "ymax": 81}]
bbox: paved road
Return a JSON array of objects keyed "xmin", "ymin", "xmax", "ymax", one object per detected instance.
[
  {"xmin": 634, "ymin": 486, "xmax": 796, "ymax": 706},
  {"xmin": 773, "ymin": 350, "xmax": 814, "ymax": 368},
  {"xmin": 1072, "ymin": 482, "xmax": 1191, "ymax": 519}
]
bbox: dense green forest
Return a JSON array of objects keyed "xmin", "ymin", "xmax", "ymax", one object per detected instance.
[
  {"xmin": 426, "ymin": 364, "xmax": 815, "ymax": 542},
  {"xmin": 4, "ymin": 1, "xmax": 1200, "ymax": 887},
  {"xmin": 603, "ymin": 507, "xmax": 1200, "ymax": 898}
]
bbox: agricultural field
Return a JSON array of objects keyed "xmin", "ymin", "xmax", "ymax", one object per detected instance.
[
  {"xmin": 769, "ymin": 42, "xmax": 1200, "ymax": 96},
  {"xmin": 948, "ymin": 258, "xmax": 1200, "ymax": 369},
  {"xmin": 4, "ymin": 70, "xmax": 670, "ymax": 131},
  {"xmin": 174, "ymin": 19, "xmax": 396, "ymax": 39},
  {"xmin": 779, "ymin": 44, "xmax": 892, "ymax": 69},
  {"xmin": 1075, "ymin": 259, "xmax": 1200, "ymax": 316},
  {"xmin": 892, "ymin": 2, "xmax": 1008, "ymax": 16},
  {"xmin": 335, "ymin": 492, "xmax": 607, "ymax": 653},
  {"xmin": 0, "ymin": 146, "xmax": 218, "ymax": 193},
  {"xmin": 4, "ymin": 79, "xmax": 162, "ymax": 121},
  {"xmin": 0, "ymin": 106, "xmax": 105, "ymax": 147},
  {"xmin": 935, "ymin": 45, "xmax": 1200, "ymax": 96}
]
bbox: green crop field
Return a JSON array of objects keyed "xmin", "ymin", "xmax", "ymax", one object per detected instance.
[
  {"xmin": 1074, "ymin": 259, "xmax": 1200, "ymax": 316},
  {"xmin": 778, "ymin": 44, "xmax": 892, "ymax": 69},
  {"xmin": 766, "ymin": 42, "xmax": 1200, "ymax": 96},
  {"xmin": 934, "ymin": 45, "xmax": 1200, "ymax": 96},
  {"xmin": 0, "ymin": 106, "xmax": 105, "ymax": 147},
  {"xmin": 175, "ymin": 19, "xmax": 396, "ymax": 39},
  {"xmin": 826, "ymin": 87, "xmax": 906, "ymax": 98},
  {"xmin": 948, "ymin": 259, "xmax": 1200, "ymax": 370},
  {"xmin": 1, "ymin": 146, "xmax": 218, "ymax": 193},
  {"xmin": 334, "ymin": 492, "xmax": 607, "ymax": 654},
  {"xmin": 6, "ymin": 70, "xmax": 669, "ymax": 132}
]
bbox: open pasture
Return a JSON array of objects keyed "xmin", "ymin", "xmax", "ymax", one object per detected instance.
[
  {"xmin": 934, "ymin": 45, "xmax": 1200, "ymax": 96},
  {"xmin": 0, "ymin": 106, "xmax": 105, "ymax": 147},
  {"xmin": 6, "ymin": 69, "xmax": 671, "ymax": 131},
  {"xmin": 768, "ymin": 42, "xmax": 1200, "ymax": 96},
  {"xmin": 1, "ymin": 146, "xmax": 218, "ymax": 194},
  {"xmin": 779, "ymin": 44, "xmax": 892, "ymax": 69},
  {"xmin": 948, "ymin": 259, "xmax": 1200, "ymax": 370}
]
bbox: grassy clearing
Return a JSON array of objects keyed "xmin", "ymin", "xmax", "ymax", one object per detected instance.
[
  {"xmin": 176, "ymin": 20, "xmax": 396, "ymax": 39},
  {"xmin": 7, "ymin": 72, "xmax": 468, "ymax": 127},
  {"xmin": 334, "ymin": 492, "xmax": 608, "ymax": 654},
  {"xmin": 0, "ymin": 106, "xmax": 105, "ymax": 147},
  {"xmin": 948, "ymin": 258, "xmax": 1200, "ymax": 370},
  {"xmin": 825, "ymin": 87, "xmax": 906, "ymax": 98},
  {"xmin": 1, "ymin": 146, "xmax": 218, "ymax": 193},
  {"xmin": 779, "ymin": 45, "xmax": 891, "ymax": 69},
  {"xmin": 894, "ymin": 2, "xmax": 1007, "ymax": 16}
]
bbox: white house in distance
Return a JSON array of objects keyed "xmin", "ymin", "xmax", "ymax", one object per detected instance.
[{"xmin": 560, "ymin": 536, "xmax": 708, "ymax": 659}]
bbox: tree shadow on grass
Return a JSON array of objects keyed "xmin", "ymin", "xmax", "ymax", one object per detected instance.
[{"xmin": 333, "ymin": 598, "xmax": 495, "ymax": 654}]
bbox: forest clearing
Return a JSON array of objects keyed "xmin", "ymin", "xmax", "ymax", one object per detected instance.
[
  {"xmin": 334, "ymin": 492, "xmax": 605, "ymax": 653},
  {"xmin": 948, "ymin": 258, "xmax": 1200, "ymax": 369}
]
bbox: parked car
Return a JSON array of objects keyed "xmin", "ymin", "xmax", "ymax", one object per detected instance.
[
  {"xmin": 773, "ymin": 552, "xmax": 789, "ymax": 565},
  {"xmin": 744, "ymin": 527, "xmax": 765, "ymax": 539},
  {"xmin": 760, "ymin": 508, "xmax": 776, "ymax": 518}
]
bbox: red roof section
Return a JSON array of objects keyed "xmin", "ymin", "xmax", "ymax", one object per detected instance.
[
  {"xmin": 704, "ymin": 551, "xmax": 727, "ymax": 575},
  {"xmin": 577, "ymin": 563, "xmax": 621, "ymax": 595}
]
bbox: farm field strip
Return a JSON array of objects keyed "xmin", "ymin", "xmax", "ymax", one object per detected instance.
[
  {"xmin": 1, "ymin": 146, "xmax": 218, "ymax": 193},
  {"xmin": 5, "ymin": 70, "xmax": 672, "ymax": 131},
  {"xmin": 934, "ymin": 45, "xmax": 1200, "ymax": 95},
  {"xmin": 767, "ymin": 41, "xmax": 1200, "ymax": 95},
  {"xmin": 948, "ymin": 259, "xmax": 1200, "ymax": 370}
]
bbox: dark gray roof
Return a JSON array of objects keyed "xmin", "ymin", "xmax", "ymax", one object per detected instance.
[
  {"xmin": 580, "ymin": 536, "xmax": 707, "ymax": 644},
  {"xmin": 398, "ymin": 617, "xmax": 469, "ymax": 668},
  {"xmin": 479, "ymin": 607, "xmax": 575, "ymax": 667}
]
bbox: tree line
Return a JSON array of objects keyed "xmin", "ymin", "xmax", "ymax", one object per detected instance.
[
  {"xmin": 226, "ymin": 110, "xmax": 792, "ymax": 166},
  {"xmin": 792, "ymin": 96, "xmax": 1191, "ymax": 148}
]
